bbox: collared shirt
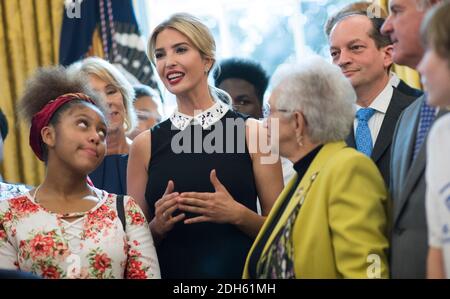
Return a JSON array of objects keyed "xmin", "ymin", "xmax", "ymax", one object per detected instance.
[
  {"xmin": 169, "ymin": 98, "xmax": 230, "ymax": 131},
  {"xmin": 389, "ymin": 72, "xmax": 401, "ymax": 88},
  {"xmin": 426, "ymin": 113, "xmax": 450, "ymax": 278},
  {"xmin": 354, "ymin": 81, "xmax": 393, "ymax": 144}
]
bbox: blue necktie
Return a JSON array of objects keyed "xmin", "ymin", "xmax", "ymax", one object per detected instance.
[
  {"xmin": 356, "ymin": 108, "xmax": 376, "ymax": 157},
  {"xmin": 413, "ymin": 102, "xmax": 436, "ymax": 160}
]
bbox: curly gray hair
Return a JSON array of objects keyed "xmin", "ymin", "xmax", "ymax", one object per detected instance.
[{"xmin": 271, "ymin": 56, "xmax": 356, "ymax": 144}]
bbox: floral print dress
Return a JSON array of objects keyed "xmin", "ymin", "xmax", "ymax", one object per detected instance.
[{"xmin": 0, "ymin": 188, "xmax": 160, "ymax": 279}]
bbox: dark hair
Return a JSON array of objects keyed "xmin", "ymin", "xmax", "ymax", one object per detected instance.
[
  {"xmin": 18, "ymin": 66, "xmax": 107, "ymax": 160},
  {"xmin": 133, "ymin": 84, "xmax": 162, "ymax": 103},
  {"xmin": 421, "ymin": 1, "xmax": 450, "ymax": 66},
  {"xmin": 213, "ymin": 58, "xmax": 269, "ymax": 103},
  {"xmin": 18, "ymin": 66, "xmax": 107, "ymax": 125},
  {"xmin": 325, "ymin": 3, "xmax": 391, "ymax": 49},
  {"xmin": 0, "ymin": 109, "xmax": 8, "ymax": 140}
]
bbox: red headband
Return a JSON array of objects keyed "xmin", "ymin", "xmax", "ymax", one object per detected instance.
[{"xmin": 30, "ymin": 93, "xmax": 96, "ymax": 161}]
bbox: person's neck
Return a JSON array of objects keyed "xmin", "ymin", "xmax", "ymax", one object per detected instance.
[
  {"xmin": 106, "ymin": 129, "xmax": 130, "ymax": 155},
  {"xmin": 409, "ymin": 50, "xmax": 425, "ymax": 70},
  {"xmin": 176, "ymin": 82, "xmax": 215, "ymax": 116},
  {"xmin": 286, "ymin": 139, "xmax": 320, "ymax": 164},
  {"xmin": 40, "ymin": 160, "xmax": 92, "ymax": 200},
  {"xmin": 355, "ymin": 75, "xmax": 390, "ymax": 108}
]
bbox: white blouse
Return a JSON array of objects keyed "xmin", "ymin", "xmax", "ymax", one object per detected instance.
[{"xmin": 170, "ymin": 98, "xmax": 230, "ymax": 130}]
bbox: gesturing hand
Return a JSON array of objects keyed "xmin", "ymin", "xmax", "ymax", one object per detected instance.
[
  {"xmin": 150, "ymin": 180, "xmax": 185, "ymax": 238},
  {"xmin": 177, "ymin": 169, "xmax": 245, "ymax": 225}
]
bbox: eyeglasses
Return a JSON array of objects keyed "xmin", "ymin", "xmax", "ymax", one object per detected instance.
[{"xmin": 262, "ymin": 103, "xmax": 295, "ymax": 118}]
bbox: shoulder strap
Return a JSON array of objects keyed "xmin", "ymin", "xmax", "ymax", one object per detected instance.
[{"xmin": 116, "ymin": 195, "xmax": 126, "ymax": 231}]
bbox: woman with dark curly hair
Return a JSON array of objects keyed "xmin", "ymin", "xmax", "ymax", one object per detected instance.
[{"xmin": 0, "ymin": 67, "xmax": 160, "ymax": 279}]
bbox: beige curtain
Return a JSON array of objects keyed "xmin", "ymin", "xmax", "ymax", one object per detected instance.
[{"xmin": 0, "ymin": 0, "xmax": 64, "ymax": 185}]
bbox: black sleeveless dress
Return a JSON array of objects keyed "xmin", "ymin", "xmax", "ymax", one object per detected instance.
[
  {"xmin": 145, "ymin": 106, "xmax": 258, "ymax": 278},
  {"xmin": 89, "ymin": 154, "xmax": 128, "ymax": 195}
]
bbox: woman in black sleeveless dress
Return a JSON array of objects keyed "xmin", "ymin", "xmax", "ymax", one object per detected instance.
[{"xmin": 127, "ymin": 13, "xmax": 284, "ymax": 278}]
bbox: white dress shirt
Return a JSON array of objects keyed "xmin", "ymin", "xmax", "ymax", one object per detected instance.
[
  {"xmin": 426, "ymin": 114, "xmax": 450, "ymax": 278},
  {"xmin": 354, "ymin": 82, "xmax": 394, "ymax": 145},
  {"xmin": 389, "ymin": 72, "xmax": 401, "ymax": 88}
]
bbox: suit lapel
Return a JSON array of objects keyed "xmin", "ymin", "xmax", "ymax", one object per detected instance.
[
  {"xmin": 394, "ymin": 103, "xmax": 449, "ymax": 222},
  {"xmin": 397, "ymin": 80, "xmax": 423, "ymax": 98},
  {"xmin": 399, "ymin": 141, "xmax": 427, "ymax": 207},
  {"xmin": 371, "ymin": 89, "xmax": 414, "ymax": 163},
  {"xmin": 392, "ymin": 99, "xmax": 422, "ymax": 223}
]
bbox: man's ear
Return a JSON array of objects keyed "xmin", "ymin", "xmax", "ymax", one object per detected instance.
[
  {"xmin": 41, "ymin": 126, "xmax": 56, "ymax": 149},
  {"xmin": 383, "ymin": 45, "xmax": 394, "ymax": 70}
]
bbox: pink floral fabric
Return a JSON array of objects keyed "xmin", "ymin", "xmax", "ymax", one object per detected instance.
[{"xmin": 0, "ymin": 189, "xmax": 160, "ymax": 279}]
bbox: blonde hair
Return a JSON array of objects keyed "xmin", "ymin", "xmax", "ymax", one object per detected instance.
[
  {"xmin": 147, "ymin": 13, "xmax": 216, "ymax": 70},
  {"xmin": 68, "ymin": 57, "xmax": 137, "ymax": 133},
  {"xmin": 147, "ymin": 13, "xmax": 231, "ymax": 105},
  {"xmin": 421, "ymin": 1, "xmax": 450, "ymax": 66}
]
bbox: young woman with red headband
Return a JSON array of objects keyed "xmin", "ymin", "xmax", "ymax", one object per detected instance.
[{"xmin": 0, "ymin": 67, "xmax": 160, "ymax": 279}]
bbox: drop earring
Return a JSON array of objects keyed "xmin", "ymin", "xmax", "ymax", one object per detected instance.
[{"xmin": 296, "ymin": 133, "xmax": 304, "ymax": 147}]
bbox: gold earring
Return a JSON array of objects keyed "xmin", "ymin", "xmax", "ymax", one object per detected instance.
[{"xmin": 123, "ymin": 118, "xmax": 129, "ymax": 131}]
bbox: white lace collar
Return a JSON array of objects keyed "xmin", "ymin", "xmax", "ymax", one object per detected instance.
[{"xmin": 170, "ymin": 100, "xmax": 230, "ymax": 130}]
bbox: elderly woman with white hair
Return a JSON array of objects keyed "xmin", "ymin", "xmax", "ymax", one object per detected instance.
[{"xmin": 243, "ymin": 56, "xmax": 390, "ymax": 279}]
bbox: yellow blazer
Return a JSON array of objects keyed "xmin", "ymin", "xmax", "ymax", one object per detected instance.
[{"xmin": 243, "ymin": 142, "xmax": 389, "ymax": 278}]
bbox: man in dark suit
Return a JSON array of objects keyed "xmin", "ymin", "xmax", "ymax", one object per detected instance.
[
  {"xmin": 328, "ymin": 10, "xmax": 417, "ymax": 186},
  {"xmin": 396, "ymin": 80, "xmax": 423, "ymax": 98},
  {"xmin": 381, "ymin": 0, "xmax": 447, "ymax": 278},
  {"xmin": 325, "ymin": 1, "xmax": 423, "ymax": 99}
]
